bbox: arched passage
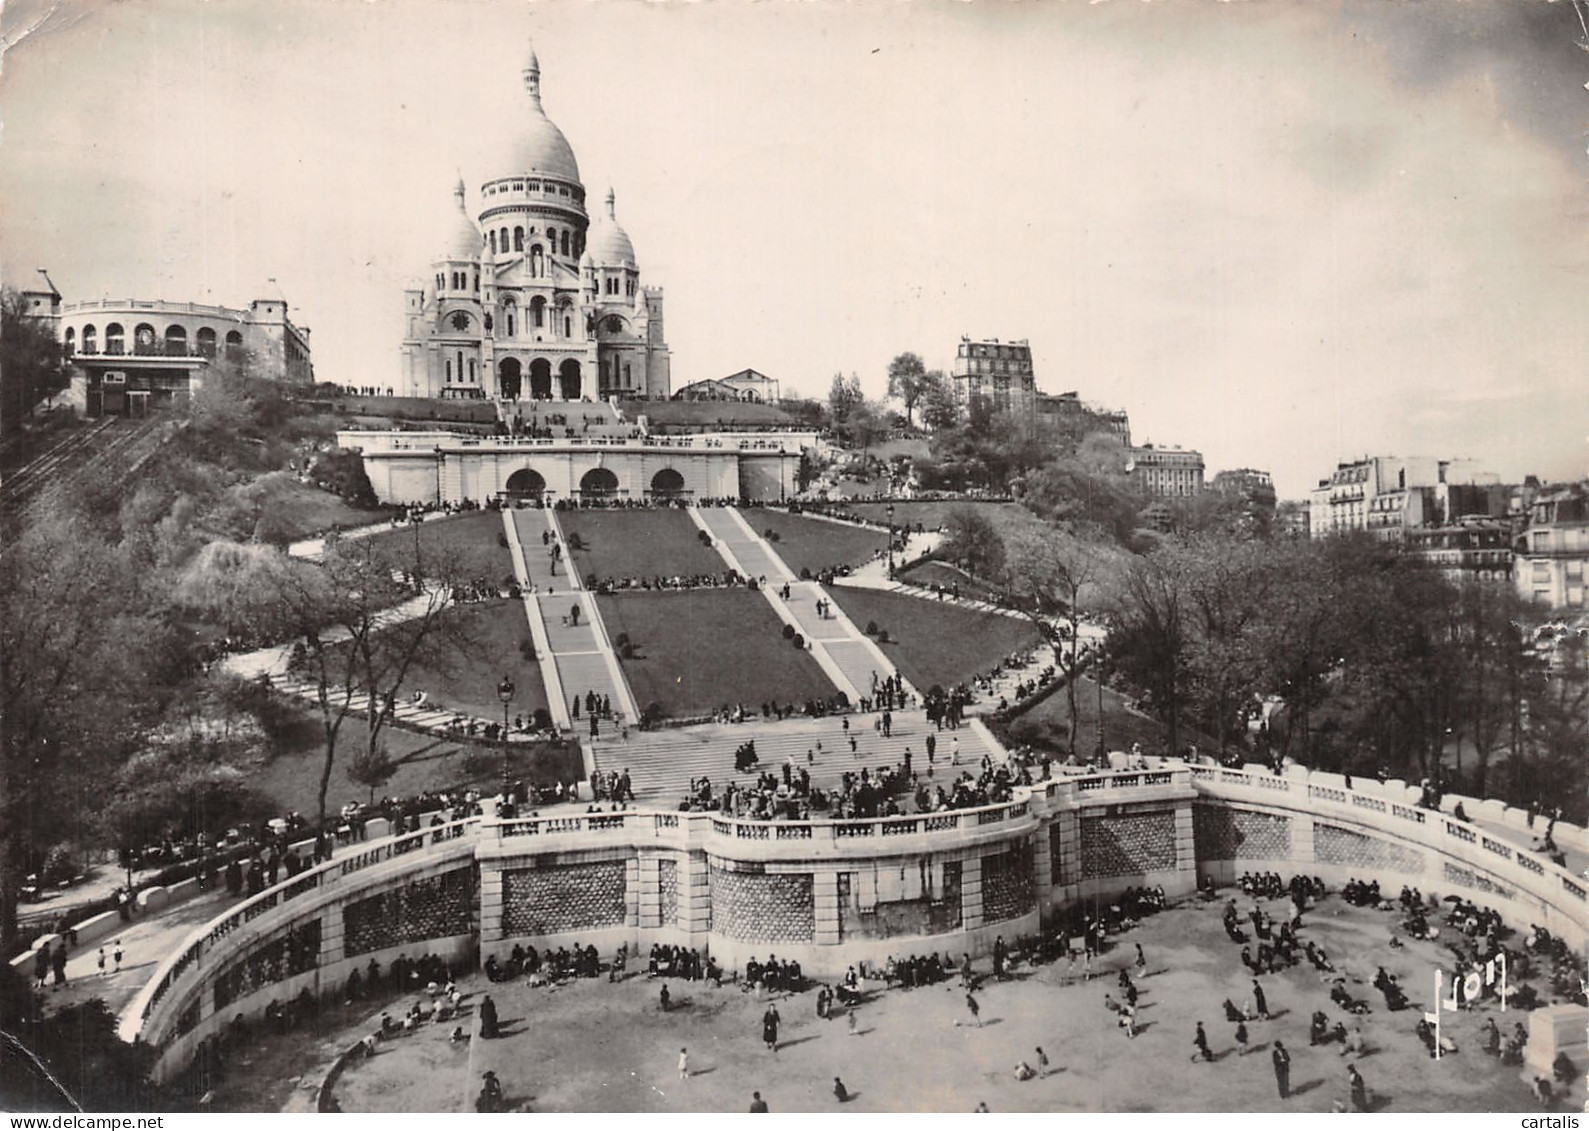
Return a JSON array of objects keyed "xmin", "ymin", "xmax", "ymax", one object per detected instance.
[
  {"xmin": 579, "ymin": 467, "xmax": 619, "ymax": 499},
  {"xmin": 505, "ymin": 468, "xmax": 545, "ymax": 500},
  {"xmin": 650, "ymin": 468, "xmax": 686, "ymax": 498},
  {"xmin": 529, "ymin": 358, "xmax": 553, "ymax": 400},
  {"xmin": 559, "ymin": 358, "xmax": 582, "ymax": 401},
  {"xmin": 498, "ymin": 358, "xmax": 522, "ymax": 401},
  {"xmin": 164, "ymin": 324, "xmax": 188, "ymax": 356}
]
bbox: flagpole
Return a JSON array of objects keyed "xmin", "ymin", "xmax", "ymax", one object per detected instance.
[{"xmin": 1434, "ymin": 969, "xmax": 1442, "ymax": 1060}]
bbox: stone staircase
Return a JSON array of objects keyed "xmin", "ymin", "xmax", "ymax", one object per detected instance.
[
  {"xmin": 695, "ymin": 506, "xmax": 795, "ymax": 583},
  {"xmin": 588, "ymin": 714, "xmax": 1001, "ymax": 803},
  {"xmin": 537, "ymin": 508, "xmax": 641, "ymax": 727}
]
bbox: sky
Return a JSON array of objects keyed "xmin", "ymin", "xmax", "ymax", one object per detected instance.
[{"xmin": 2, "ymin": 0, "xmax": 1587, "ymax": 499}]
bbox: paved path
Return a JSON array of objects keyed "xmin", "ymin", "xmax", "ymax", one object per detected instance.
[
  {"xmin": 537, "ymin": 509, "xmax": 640, "ymax": 728},
  {"xmin": 587, "ymin": 713, "xmax": 999, "ymax": 803}
]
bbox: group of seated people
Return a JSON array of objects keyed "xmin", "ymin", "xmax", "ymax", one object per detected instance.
[
  {"xmin": 646, "ymin": 944, "xmax": 722, "ymax": 984},
  {"xmin": 588, "ymin": 572, "xmax": 741, "ymax": 594},
  {"xmin": 483, "ymin": 943, "xmax": 602, "ymax": 985},
  {"xmin": 743, "ymin": 954, "xmax": 805, "ymax": 993},
  {"xmin": 1342, "ymin": 878, "xmax": 1387, "ymax": 908}
]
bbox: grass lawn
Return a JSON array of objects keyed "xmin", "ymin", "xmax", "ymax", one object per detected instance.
[
  {"xmin": 824, "ymin": 587, "xmax": 1041, "ymax": 693},
  {"xmin": 897, "ymin": 559, "xmax": 1005, "ymax": 602},
  {"xmin": 844, "ymin": 500, "xmax": 1043, "ymax": 542},
  {"xmin": 596, "ymin": 590, "xmax": 836, "ymax": 718},
  {"xmin": 251, "ymin": 474, "xmax": 387, "ymax": 541},
  {"xmin": 358, "ymin": 510, "xmax": 516, "ymax": 585},
  {"xmin": 396, "ymin": 598, "xmax": 550, "ymax": 722},
  {"xmin": 744, "ymin": 507, "xmax": 888, "ymax": 575},
  {"xmin": 560, "ymin": 508, "xmax": 725, "ymax": 581},
  {"xmin": 252, "ymin": 704, "xmax": 581, "ymax": 818}
]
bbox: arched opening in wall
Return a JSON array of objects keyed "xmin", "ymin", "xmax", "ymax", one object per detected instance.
[
  {"xmin": 558, "ymin": 358, "xmax": 581, "ymax": 401},
  {"xmin": 505, "ymin": 468, "xmax": 545, "ymax": 500},
  {"xmin": 650, "ymin": 468, "xmax": 686, "ymax": 498},
  {"xmin": 196, "ymin": 327, "xmax": 216, "ymax": 358},
  {"xmin": 164, "ymin": 325, "xmax": 187, "ymax": 357},
  {"xmin": 498, "ymin": 358, "xmax": 522, "ymax": 401},
  {"xmin": 529, "ymin": 358, "xmax": 553, "ymax": 400},
  {"xmin": 104, "ymin": 323, "xmax": 124, "ymax": 356},
  {"xmin": 514, "ymin": 227, "xmax": 524, "ymax": 252},
  {"xmin": 63, "ymin": 327, "xmax": 75, "ymax": 355},
  {"xmin": 225, "ymin": 330, "xmax": 243, "ymax": 358},
  {"xmin": 580, "ymin": 467, "xmax": 619, "ymax": 499},
  {"xmin": 530, "ymin": 296, "xmax": 545, "ymax": 331},
  {"xmin": 133, "ymin": 324, "xmax": 157, "ymax": 355},
  {"xmin": 529, "ymin": 246, "xmax": 543, "ymax": 278},
  {"xmin": 81, "ymin": 325, "xmax": 96, "ymax": 354},
  {"xmin": 560, "ymin": 230, "xmax": 570, "ymax": 257}
]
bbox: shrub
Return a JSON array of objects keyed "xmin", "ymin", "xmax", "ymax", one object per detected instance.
[
  {"xmin": 532, "ymin": 708, "xmax": 552, "ymax": 730},
  {"xmin": 697, "ymin": 530, "xmax": 712, "ymax": 545},
  {"xmin": 764, "ymin": 529, "xmax": 781, "ymax": 543},
  {"xmin": 614, "ymin": 632, "xmax": 630, "ymax": 649},
  {"xmin": 619, "ymin": 642, "xmax": 635, "ymax": 659},
  {"xmin": 781, "ymin": 623, "xmax": 796, "ymax": 640},
  {"xmin": 792, "ymin": 633, "xmax": 805, "ymax": 649},
  {"xmin": 519, "ymin": 638, "xmax": 536, "ymax": 661},
  {"xmin": 461, "ymin": 748, "xmax": 496, "ymax": 776},
  {"xmin": 566, "ymin": 532, "xmax": 585, "ymax": 551},
  {"xmin": 876, "ymin": 629, "xmax": 890, "ymax": 643},
  {"xmin": 497, "ymin": 531, "xmax": 509, "ymax": 548},
  {"xmin": 643, "ymin": 700, "xmax": 667, "ymax": 724},
  {"xmin": 800, "ymin": 567, "xmax": 812, "ymax": 580},
  {"xmin": 584, "ymin": 571, "xmax": 598, "ymax": 590},
  {"xmin": 864, "ymin": 620, "xmax": 879, "ymax": 637}
]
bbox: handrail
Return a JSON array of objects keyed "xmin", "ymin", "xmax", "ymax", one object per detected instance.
[{"xmin": 126, "ymin": 816, "xmax": 482, "ymax": 1041}]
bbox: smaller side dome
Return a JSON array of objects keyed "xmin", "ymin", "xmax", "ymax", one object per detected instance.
[
  {"xmin": 587, "ymin": 186, "xmax": 636, "ymax": 268},
  {"xmin": 439, "ymin": 178, "xmax": 483, "ymax": 261}
]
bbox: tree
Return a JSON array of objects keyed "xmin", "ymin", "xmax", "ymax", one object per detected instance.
[
  {"xmin": 886, "ymin": 352, "xmax": 929, "ymax": 429},
  {"xmin": 919, "ymin": 371, "xmax": 959, "ymax": 432},
  {"xmin": 0, "ymin": 286, "xmax": 70, "ymax": 432},
  {"xmin": 939, "ymin": 506, "xmax": 1005, "ymax": 580},
  {"xmin": 1108, "ymin": 548, "xmax": 1189, "ymax": 757},
  {"xmin": 349, "ymin": 742, "xmax": 398, "ymax": 806},
  {"xmin": 1004, "ymin": 523, "xmax": 1116, "ymax": 755},
  {"xmin": 0, "ymin": 510, "xmax": 186, "ymax": 954},
  {"xmin": 827, "ymin": 372, "xmax": 864, "ymax": 425}
]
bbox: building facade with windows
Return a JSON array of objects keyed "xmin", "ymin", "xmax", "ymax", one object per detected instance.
[
  {"xmin": 1308, "ymin": 456, "xmax": 1496, "ymax": 539},
  {"xmin": 1405, "ymin": 519, "xmax": 1514, "ymax": 586},
  {"xmin": 1516, "ymin": 483, "xmax": 1589, "ymax": 610},
  {"xmin": 56, "ymin": 296, "xmax": 312, "ymax": 417},
  {"xmin": 674, "ymin": 369, "xmax": 781, "ymax": 403},
  {"xmin": 1035, "ymin": 391, "xmax": 1132, "ymax": 446},
  {"xmin": 398, "ymin": 47, "xmax": 670, "ymax": 403},
  {"xmin": 951, "ymin": 337, "xmax": 1035, "ymax": 417},
  {"xmin": 1128, "ymin": 444, "xmax": 1205, "ymax": 497}
]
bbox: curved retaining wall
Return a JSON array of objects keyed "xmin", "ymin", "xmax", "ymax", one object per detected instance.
[{"xmin": 127, "ymin": 764, "xmax": 1585, "ymax": 1084}]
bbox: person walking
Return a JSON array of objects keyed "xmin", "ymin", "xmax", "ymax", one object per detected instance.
[
  {"xmin": 763, "ymin": 1004, "xmax": 780, "ymax": 1052},
  {"xmin": 1273, "ymin": 1039, "xmax": 1292, "ymax": 1100},
  {"xmin": 97, "ymin": 947, "xmax": 107, "ymax": 978},
  {"xmin": 833, "ymin": 1077, "xmax": 850, "ymax": 1103},
  {"xmin": 848, "ymin": 1008, "xmax": 859, "ymax": 1036},
  {"xmin": 1193, "ymin": 1022, "xmax": 1214, "ymax": 1062},
  {"xmin": 678, "ymin": 1048, "xmax": 689, "ymax": 1080},
  {"xmin": 1348, "ymin": 1064, "xmax": 1368, "ymax": 1111},
  {"xmin": 1135, "ymin": 943, "xmax": 1147, "ymax": 974},
  {"xmin": 1036, "ymin": 1047, "xmax": 1050, "ymax": 1076},
  {"xmin": 1234, "ymin": 1020, "xmax": 1250, "ymax": 1056},
  {"xmin": 113, "ymin": 940, "xmax": 123, "ymax": 974},
  {"xmin": 965, "ymin": 991, "xmax": 982, "ymax": 1028},
  {"xmin": 1252, "ymin": 979, "xmax": 1269, "ymax": 1020},
  {"xmin": 749, "ymin": 1092, "xmax": 769, "ymax": 1113}
]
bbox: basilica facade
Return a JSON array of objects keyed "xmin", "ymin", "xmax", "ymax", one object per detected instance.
[{"xmin": 399, "ymin": 46, "xmax": 671, "ymax": 402}]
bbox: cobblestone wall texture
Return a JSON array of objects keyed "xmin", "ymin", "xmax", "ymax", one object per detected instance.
[
  {"xmin": 1443, "ymin": 861, "xmax": 1516, "ymax": 901},
  {"xmin": 1194, "ymin": 805, "xmax": 1292, "ymax": 861},
  {"xmin": 659, "ymin": 859, "xmax": 679, "ymax": 927},
  {"xmin": 343, "ymin": 868, "xmax": 475, "ymax": 957},
  {"xmin": 982, "ymin": 844, "xmax": 1036, "ymax": 924},
  {"xmin": 1081, "ymin": 811, "xmax": 1177, "ymax": 878},
  {"xmin": 502, "ymin": 861, "xmax": 627, "ymax": 936},
  {"xmin": 1315, "ymin": 823, "xmax": 1426, "ymax": 875},
  {"xmin": 214, "ymin": 918, "xmax": 321, "ymax": 1009},
  {"xmin": 709, "ymin": 868, "xmax": 814, "ymax": 943}
]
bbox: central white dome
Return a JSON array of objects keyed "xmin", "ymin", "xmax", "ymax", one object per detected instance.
[{"xmin": 501, "ymin": 44, "xmax": 581, "ymax": 184}]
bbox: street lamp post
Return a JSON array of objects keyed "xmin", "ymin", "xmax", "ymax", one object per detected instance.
[
  {"xmin": 497, "ymin": 674, "xmax": 515, "ymax": 796},
  {"xmin": 887, "ymin": 503, "xmax": 896, "ymax": 578}
]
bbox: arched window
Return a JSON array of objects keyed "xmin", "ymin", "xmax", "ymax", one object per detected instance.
[
  {"xmin": 564, "ymin": 316, "xmax": 571, "ymax": 337},
  {"xmin": 445, "ymin": 359, "xmax": 453, "ymax": 382},
  {"xmin": 561, "ymin": 230, "xmax": 570, "ymax": 257},
  {"xmin": 499, "ymin": 227, "xmax": 509, "ymax": 253},
  {"xmin": 530, "ymin": 296, "xmax": 545, "ymax": 329},
  {"xmin": 473, "ymin": 274, "xmax": 479, "ymax": 291},
  {"xmin": 605, "ymin": 316, "xmax": 624, "ymax": 334},
  {"xmin": 513, "ymin": 227, "xmax": 524, "ymax": 252},
  {"xmin": 164, "ymin": 324, "xmax": 188, "ymax": 357},
  {"xmin": 81, "ymin": 325, "xmax": 96, "ymax": 354},
  {"xmin": 468, "ymin": 359, "xmax": 476, "ymax": 382},
  {"xmin": 225, "ymin": 330, "xmax": 243, "ymax": 356},
  {"xmin": 457, "ymin": 350, "xmax": 464, "ymax": 381},
  {"xmin": 196, "ymin": 327, "xmax": 216, "ymax": 357},
  {"xmin": 105, "ymin": 323, "xmax": 125, "ymax": 355},
  {"xmin": 546, "ymin": 226, "xmax": 557, "ymax": 253},
  {"xmin": 489, "ymin": 232, "xmax": 497, "ymax": 254},
  {"xmin": 507, "ymin": 312, "xmax": 516, "ymax": 336}
]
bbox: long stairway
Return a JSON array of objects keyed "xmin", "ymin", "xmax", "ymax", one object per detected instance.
[
  {"xmin": 589, "ymin": 715, "xmax": 1000, "ymax": 803},
  {"xmin": 537, "ymin": 509, "xmax": 641, "ymax": 727},
  {"xmin": 696, "ymin": 507, "xmax": 794, "ymax": 583}
]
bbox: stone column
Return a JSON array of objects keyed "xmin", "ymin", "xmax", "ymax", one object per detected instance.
[
  {"xmin": 1172, "ymin": 801, "xmax": 1199, "ymax": 896},
  {"xmin": 625, "ymin": 858, "xmax": 642, "ymax": 928},
  {"xmin": 318, "ymin": 906, "xmax": 346, "ymax": 979},
  {"xmin": 812, "ymin": 870, "xmax": 841, "ymax": 948},
  {"xmin": 479, "ymin": 859, "xmax": 505, "ymax": 948},
  {"xmin": 961, "ymin": 854, "xmax": 984, "ymax": 932},
  {"xmin": 1052, "ymin": 810, "xmax": 1081, "ymax": 897},
  {"xmin": 1032, "ymin": 830, "xmax": 1054, "ymax": 910},
  {"xmin": 1290, "ymin": 812, "xmax": 1315, "ymax": 867},
  {"xmin": 678, "ymin": 852, "xmax": 712, "ymax": 943}
]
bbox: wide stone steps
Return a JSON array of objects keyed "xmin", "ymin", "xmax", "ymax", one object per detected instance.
[
  {"xmin": 508, "ymin": 510, "xmax": 567, "ymax": 589},
  {"xmin": 553, "ymin": 651, "xmax": 622, "ymax": 722},
  {"xmin": 589, "ymin": 716, "xmax": 996, "ymax": 803},
  {"xmin": 535, "ymin": 593, "xmax": 631, "ymax": 724}
]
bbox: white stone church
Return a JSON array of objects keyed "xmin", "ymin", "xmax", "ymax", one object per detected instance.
[{"xmin": 398, "ymin": 45, "xmax": 671, "ymax": 402}]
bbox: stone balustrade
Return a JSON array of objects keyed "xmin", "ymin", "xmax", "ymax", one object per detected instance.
[{"xmin": 126, "ymin": 759, "xmax": 1585, "ymax": 1086}]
